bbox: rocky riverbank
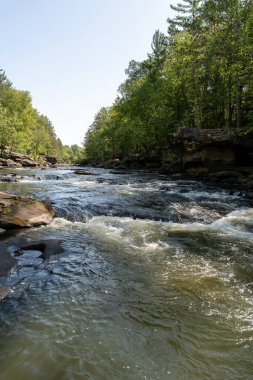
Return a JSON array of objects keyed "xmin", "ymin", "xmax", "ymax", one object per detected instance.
[
  {"xmin": 0, "ymin": 147, "xmax": 59, "ymax": 168},
  {"xmin": 0, "ymin": 191, "xmax": 61, "ymax": 295},
  {"xmin": 88, "ymin": 128, "xmax": 253, "ymax": 197}
]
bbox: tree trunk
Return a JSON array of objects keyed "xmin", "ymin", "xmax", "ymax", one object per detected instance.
[
  {"xmin": 228, "ymin": 72, "xmax": 233, "ymax": 129},
  {"xmin": 236, "ymin": 71, "xmax": 241, "ymax": 129}
]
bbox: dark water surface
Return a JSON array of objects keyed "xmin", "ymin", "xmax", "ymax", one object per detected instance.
[{"xmin": 0, "ymin": 167, "xmax": 252, "ymax": 380}]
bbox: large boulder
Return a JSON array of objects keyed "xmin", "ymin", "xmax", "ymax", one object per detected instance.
[
  {"xmin": 0, "ymin": 192, "xmax": 54, "ymax": 229},
  {"xmin": 45, "ymin": 156, "xmax": 58, "ymax": 165}
]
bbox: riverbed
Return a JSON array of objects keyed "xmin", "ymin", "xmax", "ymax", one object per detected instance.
[{"xmin": 0, "ymin": 167, "xmax": 252, "ymax": 379}]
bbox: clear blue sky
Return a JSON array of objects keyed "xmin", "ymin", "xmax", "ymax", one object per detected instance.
[{"xmin": 1, "ymin": 0, "xmax": 177, "ymax": 146}]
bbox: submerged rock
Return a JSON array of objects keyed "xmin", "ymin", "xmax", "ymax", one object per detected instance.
[
  {"xmin": 0, "ymin": 243, "xmax": 17, "ymax": 275},
  {"xmin": 208, "ymin": 171, "xmax": 243, "ymax": 179},
  {"xmin": 0, "ymin": 173, "xmax": 42, "ymax": 183},
  {"xmin": 0, "ymin": 286, "xmax": 9, "ymax": 300},
  {"xmin": 0, "ymin": 192, "xmax": 54, "ymax": 229},
  {"xmin": 109, "ymin": 171, "xmax": 132, "ymax": 175},
  {"xmin": 74, "ymin": 170, "xmax": 97, "ymax": 175},
  {"xmin": 17, "ymin": 240, "xmax": 64, "ymax": 259}
]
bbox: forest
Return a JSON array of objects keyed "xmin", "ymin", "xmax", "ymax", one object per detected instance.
[
  {"xmin": 0, "ymin": 70, "xmax": 82, "ymax": 163},
  {"xmin": 84, "ymin": 0, "xmax": 253, "ymax": 162}
]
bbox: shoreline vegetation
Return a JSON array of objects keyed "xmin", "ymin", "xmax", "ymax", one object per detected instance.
[
  {"xmin": 83, "ymin": 0, "xmax": 253, "ymax": 187},
  {"xmin": 1, "ymin": 2, "xmax": 253, "ymax": 196},
  {"xmin": 0, "ymin": 2, "xmax": 253, "ymax": 377},
  {"xmin": 0, "ymin": 69, "xmax": 84, "ymax": 165},
  {"xmin": 1, "ymin": 1, "xmax": 253, "ymax": 272}
]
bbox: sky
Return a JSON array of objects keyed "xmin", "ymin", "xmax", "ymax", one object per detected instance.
[{"xmin": 1, "ymin": 0, "xmax": 177, "ymax": 146}]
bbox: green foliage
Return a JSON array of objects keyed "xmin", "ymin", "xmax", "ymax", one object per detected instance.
[
  {"xmin": 0, "ymin": 69, "xmax": 67, "ymax": 160},
  {"xmin": 62, "ymin": 144, "xmax": 84, "ymax": 164},
  {"xmin": 84, "ymin": 1, "xmax": 253, "ymax": 162}
]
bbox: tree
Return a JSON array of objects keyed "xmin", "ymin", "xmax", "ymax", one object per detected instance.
[{"xmin": 83, "ymin": 0, "xmax": 253, "ymax": 162}]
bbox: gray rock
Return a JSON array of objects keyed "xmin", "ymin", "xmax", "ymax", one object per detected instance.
[
  {"xmin": 74, "ymin": 170, "xmax": 97, "ymax": 175},
  {"xmin": 18, "ymin": 240, "xmax": 64, "ymax": 259},
  {"xmin": 0, "ymin": 158, "xmax": 22, "ymax": 168},
  {"xmin": 0, "ymin": 286, "xmax": 10, "ymax": 300},
  {"xmin": 0, "ymin": 243, "xmax": 17, "ymax": 276}
]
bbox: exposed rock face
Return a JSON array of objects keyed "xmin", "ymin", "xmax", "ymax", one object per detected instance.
[
  {"xmin": 201, "ymin": 146, "xmax": 235, "ymax": 163},
  {"xmin": 45, "ymin": 156, "xmax": 59, "ymax": 165},
  {"xmin": 18, "ymin": 158, "xmax": 37, "ymax": 167},
  {"xmin": 0, "ymin": 158, "xmax": 22, "ymax": 168},
  {"xmin": 38, "ymin": 154, "xmax": 59, "ymax": 167},
  {"xmin": 0, "ymin": 192, "xmax": 54, "ymax": 229},
  {"xmin": 175, "ymin": 127, "xmax": 233, "ymax": 142},
  {"xmin": 2, "ymin": 151, "xmax": 38, "ymax": 167},
  {"xmin": 162, "ymin": 127, "xmax": 253, "ymax": 174},
  {"xmin": 0, "ymin": 148, "xmax": 59, "ymax": 168}
]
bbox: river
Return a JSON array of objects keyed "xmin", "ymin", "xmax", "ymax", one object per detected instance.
[{"xmin": 0, "ymin": 167, "xmax": 252, "ymax": 380}]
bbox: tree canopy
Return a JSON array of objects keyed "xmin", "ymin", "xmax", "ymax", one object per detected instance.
[
  {"xmin": 84, "ymin": 0, "xmax": 253, "ymax": 162},
  {"xmin": 0, "ymin": 70, "xmax": 82, "ymax": 162}
]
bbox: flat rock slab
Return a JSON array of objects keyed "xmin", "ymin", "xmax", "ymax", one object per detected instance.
[
  {"xmin": 0, "ymin": 192, "xmax": 54, "ymax": 229},
  {"xmin": 0, "ymin": 243, "xmax": 17, "ymax": 275}
]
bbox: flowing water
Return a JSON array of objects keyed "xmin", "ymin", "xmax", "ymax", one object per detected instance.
[{"xmin": 0, "ymin": 167, "xmax": 252, "ymax": 380}]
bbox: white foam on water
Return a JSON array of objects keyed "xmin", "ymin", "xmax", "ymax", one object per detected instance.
[
  {"xmin": 37, "ymin": 211, "xmax": 253, "ymax": 336},
  {"xmin": 72, "ymin": 180, "xmax": 99, "ymax": 188},
  {"xmin": 165, "ymin": 208, "xmax": 253, "ymax": 240}
]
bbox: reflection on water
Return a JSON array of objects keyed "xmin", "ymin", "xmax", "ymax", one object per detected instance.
[{"xmin": 0, "ymin": 167, "xmax": 252, "ymax": 379}]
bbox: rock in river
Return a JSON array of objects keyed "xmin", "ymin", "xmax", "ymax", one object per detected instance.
[
  {"xmin": 74, "ymin": 169, "xmax": 97, "ymax": 175},
  {"xmin": 0, "ymin": 243, "xmax": 17, "ymax": 275},
  {"xmin": 17, "ymin": 239, "xmax": 64, "ymax": 259},
  {"xmin": 0, "ymin": 286, "xmax": 9, "ymax": 300},
  {"xmin": 0, "ymin": 192, "xmax": 54, "ymax": 229}
]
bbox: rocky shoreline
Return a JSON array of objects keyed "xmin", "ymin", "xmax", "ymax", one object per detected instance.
[
  {"xmin": 0, "ymin": 147, "xmax": 59, "ymax": 169},
  {"xmin": 1, "ymin": 128, "xmax": 253, "ymax": 299},
  {"xmin": 88, "ymin": 128, "xmax": 253, "ymax": 200},
  {"xmin": 0, "ymin": 191, "xmax": 63, "ymax": 299}
]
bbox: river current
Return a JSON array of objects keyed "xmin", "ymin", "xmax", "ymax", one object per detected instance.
[{"xmin": 0, "ymin": 167, "xmax": 252, "ymax": 380}]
